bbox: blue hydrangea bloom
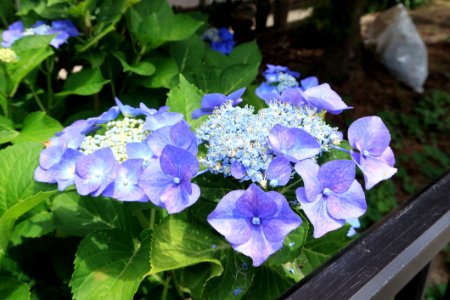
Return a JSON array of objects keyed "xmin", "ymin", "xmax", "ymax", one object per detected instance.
[
  {"xmin": 263, "ymin": 64, "xmax": 300, "ymax": 83},
  {"xmin": 2, "ymin": 19, "xmax": 79, "ymax": 48},
  {"xmin": 203, "ymin": 27, "xmax": 235, "ymax": 55},
  {"xmin": 295, "ymin": 159, "xmax": 367, "ymax": 238},
  {"xmin": 143, "ymin": 106, "xmax": 184, "ymax": 131},
  {"xmin": 192, "ymin": 87, "xmax": 245, "ymax": 119},
  {"xmin": 147, "ymin": 121, "xmax": 198, "ymax": 157},
  {"xmin": 348, "ymin": 116, "xmax": 397, "ymax": 189},
  {"xmin": 208, "ymin": 183, "xmax": 301, "ymax": 266},
  {"xmin": 138, "ymin": 145, "xmax": 200, "ymax": 214}
]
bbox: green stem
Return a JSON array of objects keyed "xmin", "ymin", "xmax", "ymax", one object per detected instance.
[
  {"xmin": 46, "ymin": 58, "xmax": 54, "ymax": 110},
  {"xmin": 280, "ymin": 178, "xmax": 302, "ymax": 195},
  {"xmin": 161, "ymin": 274, "xmax": 171, "ymax": 300},
  {"xmin": 119, "ymin": 45, "xmax": 148, "ymax": 95},
  {"xmin": 149, "ymin": 209, "xmax": 156, "ymax": 230},
  {"xmin": 135, "ymin": 210, "xmax": 149, "ymax": 229},
  {"xmin": 78, "ymin": 24, "xmax": 115, "ymax": 53},
  {"xmin": 107, "ymin": 60, "xmax": 116, "ymax": 98},
  {"xmin": 25, "ymin": 80, "xmax": 47, "ymax": 114}
]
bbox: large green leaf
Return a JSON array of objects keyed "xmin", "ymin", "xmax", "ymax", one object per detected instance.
[
  {"xmin": 70, "ymin": 229, "xmax": 152, "ymax": 300},
  {"xmin": 300, "ymin": 225, "xmax": 351, "ymax": 275},
  {"xmin": 150, "ymin": 216, "xmax": 225, "ymax": 274},
  {"xmin": 56, "ymin": 68, "xmax": 109, "ymax": 97},
  {"xmin": 10, "ymin": 210, "xmax": 54, "ymax": 245},
  {"xmin": 126, "ymin": 0, "xmax": 202, "ymax": 48},
  {"xmin": 0, "ymin": 142, "xmax": 49, "ymax": 215},
  {"xmin": 0, "ymin": 124, "xmax": 19, "ymax": 145},
  {"xmin": 243, "ymin": 265, "xmax": 296, "ymax": 300},
  {"xmin": 166, "ymin": 75, "xmax": 204, "ymax": 129},
  {"xmin": 51, "ymin": 191, "xmax": 141, "ymax": 237},
  {"xmin": 8, "ymin": 35, "xmax": 54, "ymax": 96},
  {"xmin": 12, "ymin": 112, "xmax": 62, "ymax": 144},
  {"xmin": 202, "ymin": 250, "xmax": 256, "ymax": 299},
  {"xmin": 220, "ymin": 63, "xmax": 260, "ymax": 95},
  {"xmin": 137, "ymin": 56, "xmax": 179, "ymax": 89},
  {"xmin": 93, "ymin": 0, "xmax": 139, "ymax": 24},
  {"xmin": 0, "ymin": 277, "xmax": 30, "ymax": 300},
  {"xmin": 0, "ymin": 191, "xmax": 55, "ymax": 252}
]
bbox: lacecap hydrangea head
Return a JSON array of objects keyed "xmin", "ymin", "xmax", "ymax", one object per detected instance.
[
  {"xmin": 2, "ymin": 19, "xmax": 79, "ymax": 48},
  {"xmin": 35, "ymin": 98, "xmax": 201, "ymax": 213},
  {"xmin": 195, "ymin": 93, "xmax": 342, "ymax": 188}
]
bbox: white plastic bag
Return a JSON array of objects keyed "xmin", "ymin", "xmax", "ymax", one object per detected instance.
[{"xmin": 366, "ymin": 4, "xmax": 428, "ymax": 93}]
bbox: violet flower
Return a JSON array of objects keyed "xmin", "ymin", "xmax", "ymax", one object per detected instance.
[
  {"xmin": 138, "ymin": 145, "xmax": 200, "ymax": 214},
  {"xmin": 302, "ymin": 83, "xmax": 352, "ymax": 115},
  {"xmin": 143, "ymin": 106, "xmax": 184, "ymax": 131},
  {"xmin": 208, "ymin": 183, "xmax": 301, "ymax": 266},
  {"xmin": 295, "ymin": 159, "xmax": 366, "ymax": 238},
  {"xmin": 268, "ymin": 124, "xmax": 321, "ymax": 162},
  {"xmin": 192, "ymin": 87, "xmax": 246, "ymax": 119},
  {"xmin": 348, "ymin": 116, "xmax": 397, "ymax": 189}
]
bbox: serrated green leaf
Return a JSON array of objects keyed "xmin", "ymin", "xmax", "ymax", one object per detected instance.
[
  {"xmin": 0, "ymin": 142, "xmax": 51, "ymax": 215},
  {"xmin": 243, "ymin": 265, "xmax": 295, "ymax": 300},
  {"xmin": 229, "ymin": 41, "xmax": 262, "ymax": 66},
  {"xmin": 166, "ymin": 75, "xmax": 204, "ymax": 129},
  {"xmin": 220, "ymin": 63, "xmax": 260, "ymax": 95},
  {"xmin": 12, "ymin": 112, "xmax": 62, "ymax": 144},
  {"xmin": 0, "ymin": 124, "xmax": 19, "ymax": 144},
  {"xmin": 202, "ymin": 249, "xmax": 256, "ymax": 299},
  {"xmin": 70, "ymin": 229, "xmax": 152, "ymax": 300},
  {"xmin": 56, "ymin": 68, "xmax": 109, "ymax": 97},
  {"xmin": 169, "ymin": 35, "xmax": 206, "ymax": 74},
  {"xmin": 94, "ymin": 0, "xmax": 139, "ymax": 24},
  {"xmin": 51, "ymin": 191, "xmax": 141, "ymax": 237},
  {"xmin": 150, "ymin": 216, "xmax": 226, "ymax": 274},
  {"xmin": 0, "ymin": 277, "xmax": 30, "ymax": 300},
  {"xmin": 0, "ymin": 191, "xmax": 56, "ymax": 252},
  {"xmin": 113, "ymin": 52, "xmax": 155, "ymax": 76}
]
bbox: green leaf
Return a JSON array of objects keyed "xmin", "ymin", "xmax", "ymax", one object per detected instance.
[
  {"xmin": 300, "ymin": 225, "xmax": 351, "ymax": 275},
  {"xmin": 8, "ymin": 35, "xmax": 54, "ymax": 96},
  {"xmin": 56, "ymin": 68, "xmax": 109, "ymax": 97},
  {"xmin": 220, "ymin": 63, "xmax": 260, "ymax": 95},
  {"xmin": 0, "ymin": 142, "xmax": 50, "ymax": 215},
  {"xmin": 166, "ymin": 75, "xmax": 204, "ymax": 129},
  {"xmin": 0, "ymin": 94, "xmax": 8, "ymax": 116},
  {"xmin": 0, "ymin": 191, "xmax": 56, "ymax": 252},
  {"xmin": 137, "ymin": 56, "xmax": 179, "ymax": 89},
  {"xmin": 267, "ymin": 220, "xmax": 308, "ymax": 266},
  {"xmin": 70, "ymin": 229, "xmax": 152, "ymax": 300},
  {"xmin": 10, "ymin": 211, "xmax": 54, "ymax": 245},
  {"xmin": 174, "ymin": 262, "xmax": 223, "ymax": 299},
  {"xmin": 0, "ymin": 124, "xmax": 19, "ymax": 145},
  {"xmin": 169, "ymin": 35, "xmax": 206, "ymax": 74},
  {"xmin": 229, "ymin": 41, "xmax": 262, "ymax": 66},
  {"xmin": 113, "ymin": 52, "xmax": 156, "ymax": 76},
  {"xmin": 150, "ymin": 216, "xmax": 225, "ymax": 274},
  {"xmin": 202, "ymin": 249, "xmax": 256, "ymax": 299},
  {"xmin": 12, "ymin": 112, "xmax": 62, "ymax": 144},
  {"xmin": 51, "ymin": 191, "xmax": 141, "ymax": 237},
  {"xmin": 93, "ymin": 0, "xmax": 139, "ymax": 24},
  {"xmin": 243, "ymin": 265, "xmax": 295, "ymax": 300},
  {"xmin": 0, "ymin": 277, "xmax": 30, "ymax": 300},
  {"xmin": 126, "ymin": 0, "xmax": 202, "ymax": 48}
]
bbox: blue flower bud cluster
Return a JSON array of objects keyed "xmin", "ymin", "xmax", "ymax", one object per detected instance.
[{"xmin": 195, "ymin": 101, "xmax": 341, "ymax": 184}]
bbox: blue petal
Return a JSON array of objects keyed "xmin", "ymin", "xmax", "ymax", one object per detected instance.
[
  {"xmin": 326, "ymin": 180, "xmax": 367, "ymax": 220},
  {"xmin": 348, "ymin": 116, "xmax": 391, "ymax": 156},
  {"xmin": 303, "ymin": 83, "xmax": 351, "ymax": 114},
  {"xmin": 318, "ymin": 160, "xmax": 356, "ymax": 193},
  {"xmin": 266, "ymin": 156, "xmax": 292, "ymax": 187}
]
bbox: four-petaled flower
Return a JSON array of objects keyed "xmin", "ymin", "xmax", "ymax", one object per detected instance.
[
  {"xmin": 348, "ymin": 116, "xmax": 397, "ymax": 189},
  {"xmin": 295, "ymin": 159, "xmax": 367, "ymax": 238},
  {"xmin": 192, "ymin": 88, "xmax": 246, "ymax": 119},
  {"xmin": 208, "ymin": 183, "xmax": 302, "ymax": 266}
]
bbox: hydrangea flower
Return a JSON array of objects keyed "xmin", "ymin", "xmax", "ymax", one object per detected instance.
[
  {"xmin": 208, "ymin": 183, "xmax": 301, "ymax": 266},
  {"xmin": 192, "ymin": 88, "xmax": 245, "ymax": 119},
  {"xmin": 202, "ymin": 27, "xmax": 235, "ymax": 55},
  {"xmin": 348, "ymin": 116, "xmax": 397, "ymax": 189},
  {"xmin": 2, "ymin": 20, "xmax": 79, "ymax": 48},
  {"xmin": 35, "ymin": 99, "xmax": 201, "ymax": 213},
  {"xmin": 196, "ymin": 100, "xmax": 340, "ymax": 184},
  {"xmin": 138, "ymin": 145, "xmax": 200, "ymax": 214},
  {"xmin": 295, "ymin": 159, "xmax": 367, "ymax": 238}
]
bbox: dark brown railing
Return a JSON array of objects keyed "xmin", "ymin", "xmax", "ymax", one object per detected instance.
[{"xmin": 280, "ymin": 170, "xmax": 450, "ymax": 300}]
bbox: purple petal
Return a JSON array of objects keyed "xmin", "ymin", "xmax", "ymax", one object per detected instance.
[
  {"xmin": 318, "ymin": 160, "xmax": 356, "ymax": 193},
  {"xmin": 169, "ymin": 121, "xmax": 198, "ymax": 155},
  {"xmin": 2, "ymin": 21, "xmax": 24, "ymax": 48},
  {"xmin": 298, "ymin": 196, "xmax": 344, "ymax": 238},
  {"xmin": 126, "ymin": 142, "xmax": 154, "ymax": 166},
  {"xmin": 227, "ymin": 87, "xmax": 246, "ymax": 104},
  {"xmin": 231, "ymin": 160, "xmax": 246, "ymax": 180},
  {"xmin": 266, "ymin": 156, "xmax": 292, "ymax": 187},
  {"xmin": 233, "ymin": 228, "xmax": 283, "ymax": 267},
  {"xmin": 138, "ymin": 159, "xmax": 172, "ymax": 207},
  {"xmin": 207, "ymin": 190, "xmax": 253, "ymax": 245},
  {"xmin": 160, "ymin": 183, "xmax": 200, "ymax": 214},
  {"xmin": 50, "ymin": 31, "xmax": 69, "ymax": 48},
  {"xmin": 34, "ymin": 167, "xmax": 56, "ymax": 183},
  {"xmin": 115, "ymin": 97, "xmax": 143, "ymax": 117},
  {"xmin": 303, "ymin": 84, "xmax": 351, "ymax": 114},
  {"xmin": 326, "ymin": 180, "xmax": 367, "ymax": 220},
  {"xmin": 159, "ymin": 145, "xmax": 199, "ymax": 181},
  {"xmin": 294, "ymin": 159, "xmax": 322, "ymax": 203},
  {"xmin": 235, "ymin": 184, "xmax": 278, "ymax": 219},
  {"xmin": 348, "ymin": 116, "xmax": 391, "ymax": 156},
  {"xmin": 39, "ymin": 145, "xmax": 67, "ymax": 169},
  {"xmin": 103, "ymin": 159, "xmax": 147, "ymax": 201},
  {"xmin": 269, "ymin": 124, "xmax": 320, "ymax": 162},
  {"xmin": 358, "ymin": 155, "xmax": 398, "ymax": 190},
  {"xmin": 144, "ymin": 110, "xmax": 184, "ymax": 131},
  {"xmin": 87, "ymin": 106, "xmax": 120, "ymax": 125},
  {"xmin": 300, "ymin": 76, "xmax": 319, "ymax": 90},
  {"xmin": 278, "ymin": 87, "xmax": 307, "ymax": 106},
  {"xmin": 255, "ymin": 82, "xmax": 280, "ymax": 103},
  {"xmin": 52, "ymin": 149, "xmax": 82, "ymax": 190},
  {"xmin": 51, "ymin": 20, "xmax": 79, "ymax": 37}
]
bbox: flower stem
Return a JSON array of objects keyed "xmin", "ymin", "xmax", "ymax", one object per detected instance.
[
  {"xmin": 135, "ymin": 210, "xmax": 149, "ymax": 229},
  {"xmin": 45, "ymin": 58, "xmax": 54, "ymax": 110},
  {"xmin": 25, "ymin": 80, "xmax": 47, "ymax": 114},
  {"xmin": 331, "ymin": 145, "xmax": 351, "ymax": 154},
  {"xmin": 149, "ymin": 208, "xmax": 156, "ymax": 230},
  {"xmin": 161, "ymin": 274, "xmax": 171, "ymax": 300}
]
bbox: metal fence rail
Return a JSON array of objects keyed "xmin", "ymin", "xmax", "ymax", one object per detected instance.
[{"xmin": 280, "ymin": 171, "xmax": 450, "ymax": 300}]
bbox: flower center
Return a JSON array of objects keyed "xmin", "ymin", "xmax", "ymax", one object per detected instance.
[
  {"xmin": 252, "ymin": 217, "xmax": 261, "ymax": 225},
  {"xmin": 362, "ymin": 150, "xmax": 370, "ymax": 158},
  {"xmin": 173, "ymin": 177, "xmax": 181, "ymax": 185},
  {"xmin": 323, "ymin": 187, "xmax": 331, "ymax": 197}
]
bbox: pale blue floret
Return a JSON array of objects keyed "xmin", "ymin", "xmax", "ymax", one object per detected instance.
[{"xmin": 196, "ymin": 101, "xmax": 341, "ymax": 184}]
